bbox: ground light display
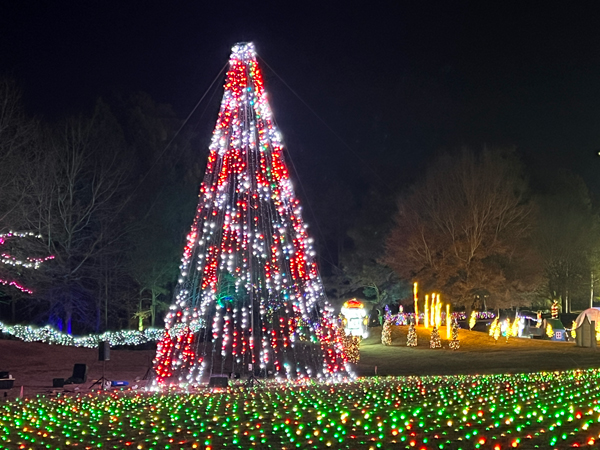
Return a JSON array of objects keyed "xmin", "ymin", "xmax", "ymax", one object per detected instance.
[
  {"xmin": 2, "ymin": 369, "xmax": 600, "ymax": 449},
  {"xmin": 153, "ymin": 42, "xmax": 346, "ymax": 385}
]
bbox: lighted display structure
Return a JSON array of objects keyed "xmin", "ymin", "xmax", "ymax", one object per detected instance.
[
  {"xmin": 153, "ymin": 43, "xmax": 347, "ymax": 385},
  {"xmin": 340, "ymin": 299, "xmax": 368, "ymax": 339}
]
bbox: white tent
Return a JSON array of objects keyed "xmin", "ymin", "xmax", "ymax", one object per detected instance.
[{"xmin": 575, "ymin": 308, "xmax": 600, "ymax": 327}]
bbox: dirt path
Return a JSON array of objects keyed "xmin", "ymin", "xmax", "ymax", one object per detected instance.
[{"xmin": 0, "ymin": 339, "xmax": 155, "ymax": 399}]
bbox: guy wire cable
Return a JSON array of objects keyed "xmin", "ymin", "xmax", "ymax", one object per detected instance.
[{"xmin": 115, "ymin": 62, "xmax": 228, "ymax": 217}]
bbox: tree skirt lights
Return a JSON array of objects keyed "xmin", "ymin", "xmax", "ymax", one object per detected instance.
[{"xmin": 4, "ymin": 369, "xmax": 600, "ymax": 449}]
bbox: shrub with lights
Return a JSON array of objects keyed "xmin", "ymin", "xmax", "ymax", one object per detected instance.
[
  {"xmin": 489, "ymin": 317, "xmax": 501, "ymax": 343},
  {"xmin": 406, "ymin": 321, "xmax": 417, "ymax": 347},
  {"xmin": 469, "ymin": 310, "xmax": 477, "ymax": 330},
  {"xmin": 153, "ymin": 43, "xmax": 347, "ymax": 386},
  {"xmin": 0, "ymin": 231, "xmax": 53, "ymax": 294},
  {"xmin": 429, "ymin": 325, "xmax": 441, "ymax": 348},
  {"xmin": 381, "ymin": 318, "xmax": 392, "ymax": 346},
  {"xmin": 449, "ymin": 319, "xmax": 460, "ymax": 350},
  {"xmin": 343, "ymin": 333, "xmax": 361, "ymax": 364}
]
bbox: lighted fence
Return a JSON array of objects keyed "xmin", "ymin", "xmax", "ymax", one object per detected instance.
[{"xmin": 0, "ymin": 321, "xmax": 164, "ymax": 347}]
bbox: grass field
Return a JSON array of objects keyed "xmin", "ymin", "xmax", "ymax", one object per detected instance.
[
  {"xmin": 2, "ymin": 327, "xmax": 600, "ymax": 449},
  {"xmin": 355, "ymin": 325, "xmax": 600, "ymax": 377}
]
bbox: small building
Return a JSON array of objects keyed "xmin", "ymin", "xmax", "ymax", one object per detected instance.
[{"xmin": 543, "ymin": 318, "xmax": 567, "ymax": 341}]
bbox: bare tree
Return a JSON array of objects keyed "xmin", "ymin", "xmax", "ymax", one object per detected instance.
[
  {"xmin": 0, "ymin": 77, "xmax": 38, "ymax": 229},
  {"xmin": 534, "ymin": 171, "xmax": 600, "ymax": 313},
  {"xmin": 385, "ymin": 148, "xmax": 541, "ymax": 311},
  {"xmin": 21, "ymin": 101, "xmax": 132, "ymax": 332}
]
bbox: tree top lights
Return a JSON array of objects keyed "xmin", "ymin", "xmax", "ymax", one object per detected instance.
[{"xmin": 153, "ymin": 43, "xmax": 347, "ymax": 386}]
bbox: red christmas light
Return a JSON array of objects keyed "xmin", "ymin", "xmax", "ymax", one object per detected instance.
[{"xmin": 0, "ymin": 231, "xmax": 53, "ymax": 295}]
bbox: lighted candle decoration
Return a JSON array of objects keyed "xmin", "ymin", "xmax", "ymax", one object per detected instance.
[
  {"xmin": 424, "ymin": 294, "xmax": 429, "ymax": 328},
  {"xmin": 446, "ymin": 303, "xmax": 451, "ymax": 339},
  {"xmin": 434, "ymin": 295, "xmax": 438, "ymax": 327},
  {"xmin": 2, "ymin": 369, "xmax": 600, "ymax": 449},
  {"xmin": 431, "ymin": 294, "xmax": 438, "ymax": 328},
  {"xmin": 413, "ymin": 282, "xmax": 419, "ymax": 326}
]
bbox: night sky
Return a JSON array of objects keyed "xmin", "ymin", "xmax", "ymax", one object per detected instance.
[{"xmin": 2, "ymin": 1, "xmax": 600, "ymax": 196}]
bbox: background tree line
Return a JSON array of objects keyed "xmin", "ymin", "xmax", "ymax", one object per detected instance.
[
  {"xmin": 2, "ymin": 75, "xmax": 599, "ymax": 333},
  {"xmin": 321, "ymin": 148, "xmax": 600, "ymax": 317},
  {"xmin": 382, "ymin": 148, "xmax": 600, "ymax": 315},
  {"xmin": 0, "ymin": 77, "xmax": 201, "ymax": 333}
]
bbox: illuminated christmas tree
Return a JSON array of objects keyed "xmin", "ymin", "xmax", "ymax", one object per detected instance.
[
  {"xmin": 449, "ymin": 320, "xmax": 460, "ymax": 350},
  {"xmin": 406, "ymin": 321, "xmax": 417, "ymax": 347},
  {"xmin": 430, "ymin": 325, "xmax": 441, "ymax": 348},
  {"xmin": 153, "ymin": 43, "xmax": 347, "ymax": 385},
  {"xmin": 381, "ymin": 318, "xmax": 392, "ymax": 346},
  {"xmin": 341, "ymin": 328, "xmax": 361, "ymax": 364}
]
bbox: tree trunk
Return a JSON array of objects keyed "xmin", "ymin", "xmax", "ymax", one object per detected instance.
[
  {"xmin": 151, "ymin": 290, "xmax": 157, "ymax": 327},
  {"xmin": 565, "ymin": 266, "xmax": 570, "ymax": 313},
  {"xmin": 138, "ymin": 298, "xmax": 144, "ymax": 331},
  {"xmin": 591, "ymin": 271, "xmax": 594, "ymax": 309},
  {"xmin": 95, "ymin": 302, "xmax": 101, "ymax": 333},
  {"xmin": 104, "ymin": 265, "xmax": 109, "ymax": 331},
  {"xmin": 65, "ymin": 301, "xmax": 72, "ymax": 335}
]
